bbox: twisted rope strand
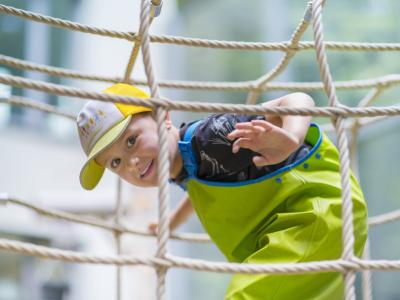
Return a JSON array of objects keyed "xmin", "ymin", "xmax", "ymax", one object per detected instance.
[
  {"xmin": 139, "ymin": 1, "xmax": 168, "ymax": 298},
  {"xmin": 2, "ymin": 1, "xmax": 400, "ymax": 299},
  {"xmin": 1, "ymin": 238, "xmax": 400, "ymax": 274},
  {"xmin": 0, "ymin": 96, "xmax": 75, "ymax": 120},
  {"xmin": 5, "ymin": 196, "xmax": 209, "ymax": 242},
  {"xmin": 246, "ymin": 1, "xmax": 312, "ymax": 104},
  {"xmin": 369, "ymin": 209, "xmax": 400, "ymax": 226},
  {"xmin": 1, "ymin": 5, "xmax": 400, "ymax": 52},
  {"xmin": 114, "ymin": 178, "xmax": 123, "ymax": 300},
  {"xmin": 2, "ymin": 54, "xmax": 400, "ymax": 92},
  {"xmin": 312, "ymin": 1, "xmax": 356, "ymax": 298},
  {"xmin": 361, "ymin": 239, "xmax": 373, "ymax": 300},
  {"xmin": 1, "ymin": 193, "xmax": 395, "ymax": 249},
  {"xmin": 3, "ymin": 74, "xmax": 400, "ymax": 117}
]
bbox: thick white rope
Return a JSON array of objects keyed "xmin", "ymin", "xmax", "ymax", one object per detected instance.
[
  {"xmin": 311, "ymin": 1, "xmax": 356, "ymax": 298},
  {"xmin": 1, "ymin": 4, "xmax": 400, "ymax": 52},
  {"xmin": 2, "ymin": 94, "xmax": 400, "ymax": 137},
  {"xmin": 2, "ymin": 54, "xmax": 400, "ymax": 92},
  {"xmin": 246, "ymin": 1, "xmax": 312, "ymax": 104},
  {"xmin": 138, "ymin": 1, "xmax": 169, "ymax": 298},
  {"xmin": 1, "ymin": 1, "xmax": 400, "ymax": 299},
  {"xmin": 0, "ymin": 194, "xmax": 395, "ymax": 244},
  {"xmin": 1, "ymin": 237, "xmax": 400, "ymax": 274},
  {"xmin": 114, "ymin": 179, "xmax": 123, "ymax": 300},
  {"xmin": 361, "ymin": 239, "xmax": 373, "ymax": 300},
  {"xmin": 2, "ymin": 196, "xmax": 209, "ymax": 242},
  {"xmin": 2, "ymin": 74, "xmax": 400, "ymax": 117},
  {"xmin": 0, "ymin": 96, "xmax": 75, "ymax": 119}
]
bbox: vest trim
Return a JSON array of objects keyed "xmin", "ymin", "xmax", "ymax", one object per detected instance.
[{"xmin": 179, "ymin": 122, "xmax": 322, "ymax": 188}]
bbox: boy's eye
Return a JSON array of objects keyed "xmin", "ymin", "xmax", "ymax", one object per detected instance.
[
  {"xmin": 110, "ymin": 158, "xmax": 121, "ymax": 169},
  {"xmin": 127, "ymin": 135, "xmax": 136, "ymax": 148}
]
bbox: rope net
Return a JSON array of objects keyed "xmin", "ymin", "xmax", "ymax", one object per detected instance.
[{"xmin": 0, "ymin": 1, "xmax": 399, "ymax": 299}]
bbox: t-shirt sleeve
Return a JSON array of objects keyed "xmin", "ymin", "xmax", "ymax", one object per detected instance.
[{"xmin": 192, "ymin": 113, "xmax": 265, "ymax": 179}]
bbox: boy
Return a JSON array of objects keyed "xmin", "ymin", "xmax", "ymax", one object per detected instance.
[{"xmin": 77, "ymin": 83, "xmax": 367, "ymax": 300}]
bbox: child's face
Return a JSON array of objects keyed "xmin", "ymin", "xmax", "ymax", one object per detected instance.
[{"xmin": 95, "ymin": 113, "xmax": 162, "ymax": 187}]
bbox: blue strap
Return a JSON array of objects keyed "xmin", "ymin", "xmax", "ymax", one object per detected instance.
[{"xmin": 178, "ymin": 120, "xmax": 202, "ymax": 178}]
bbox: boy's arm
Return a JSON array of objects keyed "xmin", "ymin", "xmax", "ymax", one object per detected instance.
[
  {"xmin": 261, "ymin": 92, "xmax": 315, "ymax": 146},
  {"xmin": 227, "ymin": 92, "xmax": 315, "ymax": 166},
  {"xmin": 148, "ymin": 194, "xmax": 194, "ymax": 233}
]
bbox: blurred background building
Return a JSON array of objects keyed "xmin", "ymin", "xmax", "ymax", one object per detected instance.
[{"xmin": 0, "ymin": 0, "xmax": 399, "ymax": 299}]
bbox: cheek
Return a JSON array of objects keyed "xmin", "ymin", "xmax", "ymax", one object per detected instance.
[{"xmin": 141, "ymin": 135, "xmax": 160, "ymax": 154}]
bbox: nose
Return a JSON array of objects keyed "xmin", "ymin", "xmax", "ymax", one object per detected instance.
[{"xmin": 126, "ymin": 157, "xmax": 139, "ymax": 172}]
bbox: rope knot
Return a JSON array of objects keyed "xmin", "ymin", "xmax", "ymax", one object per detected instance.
[{"xmin": 376, "ymin": 79, "xmax": 389, "ymax": 89}]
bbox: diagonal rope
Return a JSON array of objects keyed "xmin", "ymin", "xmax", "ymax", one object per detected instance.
[
  {"xmin": 1, "ymin": 1, "xmax": 400, "ymax": 299},
  {"xmin": 0, "ymin": 96, "xmax": 75, "ymax": 119},
  {"xmin": 246, "ymin": 1, "xmax": 312, "ymax": 104},
  {"xmin": 2, "ymin": 195, "xmax": 210, "ymax": 242},
  {"xmin": 123, "ymin": 1, "xmax": 161, "ymax": 83}
]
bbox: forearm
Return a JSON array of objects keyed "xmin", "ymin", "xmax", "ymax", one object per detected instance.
[
  {"xmin": 262, "ymin": 92, "xmax": 314, "ymax": 145},
  {"xmin": 169, "ymin": 194, "xmax": 194, "ymax": 231}
]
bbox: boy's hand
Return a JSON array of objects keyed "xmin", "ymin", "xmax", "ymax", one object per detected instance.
[
  {"xmin": 227, "ymin": 120, "xmax": 301, "ymax": 166},
  {"xmin": 148, "ymin": 222, "xmax": 158, "ymax": 234}
]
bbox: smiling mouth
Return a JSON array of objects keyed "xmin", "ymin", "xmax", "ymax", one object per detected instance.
[{"xmin": 140, "ymin": 160, "xmax": 154, "ymax": 178}]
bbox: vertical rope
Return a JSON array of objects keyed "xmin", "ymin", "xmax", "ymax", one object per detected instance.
[
  {"xmin": 245, "ymin": 1, "xmax": 312, "ymax": 104},
  {"xmin": 139, "ymin": 0, "xmax": 160, "ymax": 97},
  {"xmin": 311, "ymin": 1, "xmax": 356, "ymax": 299},
  {"xmin": 354, "ymin": 88, "xmax": 382, "ymax": 300},
  {"xmin": 139, "ymin": 0, "xmax": 169, "ymax": 299},
  {"xmin": 113, "ymin": 178, "xmax": 123, "ymax": 300},
  {"xmin": 349, "ymin": 120, "xmax": 361, "ymax": 178},
  {"xmin": 361, "ymin": 238, "xmax": 373, "ymax": 300}
]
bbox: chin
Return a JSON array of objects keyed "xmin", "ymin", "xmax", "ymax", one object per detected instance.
[{"xmin": 139, "ymin": 178, "xmax": 159, "ymax": 188}]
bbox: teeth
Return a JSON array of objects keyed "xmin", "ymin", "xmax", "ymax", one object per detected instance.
[{"xmin": 140, "ymin": 161, "xmax": 152, "ymax": 176}]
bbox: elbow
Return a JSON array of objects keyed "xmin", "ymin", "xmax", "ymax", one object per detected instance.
[{"xmin": 288, "ymin": 92, "xmax": 315, "ymax": 108}]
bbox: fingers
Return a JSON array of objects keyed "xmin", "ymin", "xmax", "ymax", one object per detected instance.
[
  {"xmin": 228, "ymin": 128, "xmax": 263, "ymax": 141},
  {"xmin": 234, "ymin": 122, "xmax": 264, "ymax": 130},
  {"xmin": 228, "ymin": 123, "xmax": 264, "ymax": 140},
  {"xmin": 228, "ymin": 120, "xmax": 278, "ymax": 153},
  {"xmin": 252, "ymin": 155, "xmax": 270, "ymax": 167},
  {"xmin": 232, "ymin": 138, "xmax": 252, "ymax": 153},
  {"xmin": 148, "ymin": 222, "xmax": 158, "ymax": 234},
  {"xmin": 249, "ymin": 119, "xmax": 275, "ymax": 131}
]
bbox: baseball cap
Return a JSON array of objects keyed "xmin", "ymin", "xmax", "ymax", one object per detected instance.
[{"xmin": 77, "ymin": 83, "xmax": 152, "ymax": 190}]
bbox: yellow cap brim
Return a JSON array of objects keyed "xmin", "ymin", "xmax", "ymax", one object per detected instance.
[{"xmin": 79, "ymin": 116, "xmax": 132, "ymax": 190}]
